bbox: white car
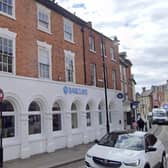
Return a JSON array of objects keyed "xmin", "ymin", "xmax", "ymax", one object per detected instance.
[{"xmin": 85, "ymin": 131, "xmax": 167, "ymax": 168}]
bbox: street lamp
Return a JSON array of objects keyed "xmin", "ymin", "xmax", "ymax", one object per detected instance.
[
  {"xmin": 0, "ymin": 88, "xmax": 4, "ymax": 168},
  {"xmin": 101, "ymin": 35, "xmax": 110, "ymax": 134}
]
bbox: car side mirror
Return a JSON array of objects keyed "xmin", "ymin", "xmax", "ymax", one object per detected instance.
[{"xmin": 146, "ymin": 146, "xmax": 157, "ymax": 152}]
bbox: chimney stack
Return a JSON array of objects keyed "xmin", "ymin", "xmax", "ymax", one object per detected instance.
[
  {"xmin": 87, "ymin": 21, "xmax": 92, "ymax": 28},
  {"xmin": 142, "ymin": 87, "xmax": 146, "ymax": 92}
]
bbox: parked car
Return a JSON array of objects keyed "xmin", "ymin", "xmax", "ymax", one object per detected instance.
[{"xmin": 85, "ymin": 130, "xmax": 167, "ymax": 168}]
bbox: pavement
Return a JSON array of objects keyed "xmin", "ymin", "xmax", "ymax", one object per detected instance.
[
  {"xmin": 2, "ymin": 126, "xmax": 160, "ymax": 168},
  {"xmin": 4, "ymin": 142, "xmax": 93, "ymax": 168}
]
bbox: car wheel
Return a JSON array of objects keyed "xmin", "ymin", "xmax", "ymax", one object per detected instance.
[{"xmin": 160, "ymin": 154, "xmax": 167, "ymax": 168}]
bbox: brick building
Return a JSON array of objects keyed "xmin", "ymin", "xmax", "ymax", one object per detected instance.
[{"xmin": 0, "ymin": 0, "xmax": 134, "ymax": 161}]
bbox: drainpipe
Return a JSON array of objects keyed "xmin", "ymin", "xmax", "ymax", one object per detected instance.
[{"xmin": 81, "ymin": 26, "xmax": 87, "ymax": 85}]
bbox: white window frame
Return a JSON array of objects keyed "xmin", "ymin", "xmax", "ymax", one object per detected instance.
[
  {"xmin": 91, "ymin": 64, "xmax": 96, "ymax": 86},
  {"xmin": 0, "ymin": 28, "xmax": 16, "ymax": 75},
  {"xmin": 100, "ymin": 42, "xmax": 106, "ymax": 57},
  {"xmin": 110, "ymin": 47, "xmax": 115, "ymax": 61},
  {"xmin": 89, "ymin": 36, "xmax": 96, "ymax": 52},
  {"xmin": 28, "ymin": 101, "xmax": 43, "ymax": 138},
  {"xmin": 0, "ymin": 0, "xmax": 16, "ymax": 19},
  {"xmin": 52, "ymin": 102, "xmax": 62, "ymax": 132},
  {"xmin": 64, "ymin": 50, "xmax": 75, "ymax": 83},
  {"xmin": 2, "ymin": 103, "xmax": 16, "ymax": 140},
  {"xmin": 37, "ymin": 41, "xmax": 52, "ymax": 80},
  {"xmin": 112, "ymin": 70, "xmax": 117, "ymax": 89},
  {"xmin": 64, "ymin": 18, "xmax": 74, "ymax": 43},
  {"xmin": 37, "ymin": 3, "xmax": 51, "ymax": 34}
]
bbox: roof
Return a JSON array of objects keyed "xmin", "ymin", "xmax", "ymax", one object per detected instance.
[
  {"xmin": 141, "ymin": 89, "xmax": 153, "ymax": 97},
  {"xmin": 36, "ymin": 0, "xmax": 118, "ymax": 43}
]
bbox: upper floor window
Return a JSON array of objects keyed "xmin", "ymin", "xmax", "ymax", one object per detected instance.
[
  {"xmin": 64, "ymin": 50, "xmax": 75, "ymax": 83},
  {"xmin": 110, "ymin": 48, "xmax": 115, "ymax": 60},
  {"xmin": 37, "ymin": 3, "xmax": 51, "ymax": 33},
  {"xmin": 91, "ymin": 64, "xmax": 96, "ymax": 86},
  {"xmin": 112, "ymin": 70, "xmax": 117, "ymax": 89},
  {"xmin": 89, "ymin": 36, "xmax": 95, "ymax": 52},
  {"xmin": 0, "ymin": 28, "xmax": 16, "ymax": 74},
  {"xmin": 64, "ymin": 18, "xmax": 74, "ymax": 42},
  {"xmin": 0, "ymin": 0, "xmax": 15, "ymax": 18},
  {"xmin": 100, "ymin": 41, "xmax": 106, "ymax": 57},
  {"xmin": 37, "ymin": 41, "xmax": 52, "ymax": 79}
]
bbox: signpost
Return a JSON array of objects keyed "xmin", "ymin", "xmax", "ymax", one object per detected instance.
[{"xmin": 0, "ymin": 88, "xmax": 4, "ymax": 168}]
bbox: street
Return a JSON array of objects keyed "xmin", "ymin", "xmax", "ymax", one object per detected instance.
[{"xmin": 56, "ymin": 125, "xmax": 168, "ymax": 168}]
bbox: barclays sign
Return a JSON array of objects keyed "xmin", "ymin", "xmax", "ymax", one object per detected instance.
[{"xmin": 63, "ymin": 86, "xmax": 88, "ymax": 95}]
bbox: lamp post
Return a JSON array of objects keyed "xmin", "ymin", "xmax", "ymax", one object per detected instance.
[
  {"xmin": 0, "ymin": 88, "xmax": 4, "ymax": 168},
  {"xmin": 101, "ymin": 35, "xmax": 110, "ymax": 134}
]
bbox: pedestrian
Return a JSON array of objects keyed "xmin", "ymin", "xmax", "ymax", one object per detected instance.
[
  {"xmin": 137, "ymin": 117, "xmax": 145, "ymax": 131},
  {"xmin": 132, "ymin": 120, "xmax": 138, "ymax": 130}
]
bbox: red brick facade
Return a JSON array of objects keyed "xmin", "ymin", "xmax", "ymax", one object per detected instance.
[{"xmin": 0, "ymin": 0, "xmax": 128, "ymax": 91}]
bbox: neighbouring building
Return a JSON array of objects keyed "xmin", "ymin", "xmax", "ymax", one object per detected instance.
[
  {"xmin": 119, "ymin": 52, "xmax": 135, "ymax": 129},
  {"xmin": 0, "ymin": 0, "xmax": 134, "ymax": 161},
  {"xmin": 137, "ymin": 87, "xmax": 153, "ymax": 120}
]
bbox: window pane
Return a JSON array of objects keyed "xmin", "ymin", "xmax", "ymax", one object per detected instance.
[
  {"xmin": 53, "ymin": 114, "xmax": 62, "ymax": 131},
  {"xmin": 2, "ymin": 100, "xmax": 14, "ymax": 111},
  {"xmin": 2, "ymin": 116, "xmax": 15, "ymax": 138},
  {"xmin": 28, "ymin": 101, "xmax": 40, "ymax": 111},
  {"xmin": 29, "ymin": 115, "xmax": 41, "ymax": 134},
  {"xmin": 86, "ymin": 112, "xmax": 91, "ymax": 127},
  {"xmin": 0, "ymin": 0, "xmax": 13, "ymax": 15},
  {"xmin": 0, "ymin": 37, "xmax": 13, "ymax": 73},
  {"xmin": 64, "ymin": 21, "xmax": 73, "ymax": 41},
  {"xmin": 99, "ymin": 111, "xmax": 103, "ymax": 125},
  {"xmin": 71, "ymin": 113, "xmax": 78, "ymax": 129},
  {"xmin": 52, "ymin": 102, "xmax": 61, "ymax": 111}
]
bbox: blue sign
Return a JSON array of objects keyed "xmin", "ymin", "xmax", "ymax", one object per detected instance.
[
  {"xmin": 117, "ymin": 93, "xmax": 124, "ymax": 99},
  {"xmin": 63, "ymin": 86, "xmax": 88, "ymax": 95}
]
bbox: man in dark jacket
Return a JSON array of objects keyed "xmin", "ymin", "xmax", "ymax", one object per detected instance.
[{"xmin": 137, "ymin": 117, "xmax": 145, "ymax": 131}]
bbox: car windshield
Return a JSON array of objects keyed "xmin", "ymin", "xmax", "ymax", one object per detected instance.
[{"xmin": 98, "ymin": 133, "xmax": 144, "ymax": 151}]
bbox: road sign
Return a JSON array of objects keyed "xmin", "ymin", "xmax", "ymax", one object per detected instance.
[
  {"xmin": 117, "ymin": 93, "xmax": 123, "ymax": 99},
  {"xmin": 0, "ymin": 89, "xmax": 4, "ymax": 103}
]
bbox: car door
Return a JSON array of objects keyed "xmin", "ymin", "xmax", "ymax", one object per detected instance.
[{"xmin": 145, "ymin": 134, "xmax": 158, "ymax": 167}]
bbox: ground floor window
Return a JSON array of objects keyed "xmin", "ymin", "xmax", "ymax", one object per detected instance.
[
  {"xmin": 1, "ymin": 100, "xmax": 15, "ymax": 138},
  {"xmin": 52, "ymin": 102, "xmax": 62, "ymax": 131},
  {"xmin": 71, "ymin": 103, "xmax": 78, "ymax": 129},
  {"xmin": 28, "ymin": 101, "xmax": 41, "ymax": 135}
]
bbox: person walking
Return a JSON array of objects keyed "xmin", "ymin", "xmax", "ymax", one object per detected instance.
[{"xmin": 137, "ymin": 117, "xmax": 145, "ymax": 131}]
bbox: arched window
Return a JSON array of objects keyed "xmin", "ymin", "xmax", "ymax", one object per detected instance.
[
  {"xmin": 71, "ymin": 103, "xmax": 78, "ymax": 129},
  {"xmin": 98, "ymin": 103, "xmax": 103, "ymax": 125},
  {"xmin": 28, "ymin": 101, "xmax": 41, "ymax": 135},
  {"xmin": 2, "ymin": 100, "xmax": 15, "ymax": 138},
  {"xmin": 86, "ymin": 104, "xmax": 91, "ymax": 127},
  {"xmin": 52, "ymin": 102, "xmax": 62, "ymax": 131}
]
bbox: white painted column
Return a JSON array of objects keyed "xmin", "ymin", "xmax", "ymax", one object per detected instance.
[
  {"xmin": 82, "ymin": 111, "xmax": 88, "ymax": 144},
  {"xmin": 66, "ymin": 111, "xmax": 73, "ymax": 147},
  {"xmin": 20, "ymin": 112, "xmax": 30, "ymax": 159},
  {"xmin": 44, "ymin": 112, "xmax": 55, "ymax": 153}
]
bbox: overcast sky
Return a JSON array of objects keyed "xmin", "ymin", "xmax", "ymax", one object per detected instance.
[{"xmin": 56, "ymin": 0, "xmax": 168, "ymax": 92}]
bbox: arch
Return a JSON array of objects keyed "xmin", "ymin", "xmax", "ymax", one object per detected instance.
[
  {"xmin": 71, "ymin": 96, "xmax": 83, "ymax": 111},
  {"xmin": 2, "ymin": 92, "xmax": 23, "ymax": 139},
  {"xmin": 28, "ymin": 101, "xmax": 40, "ymax": 111},
  {"xmin": 52, "ymin": 96, "xmax": 66, "ymax": 111},
  {"xmin": 85, "ymin": 99, "xmax": 96, "ymax": 110},
  {"xmin": 27, "ymin": 95, "xmax": 48, "ymax": 113},
  {"xmin": 109, "ymin": 100, "xmax": 116, "ymax": 110}
]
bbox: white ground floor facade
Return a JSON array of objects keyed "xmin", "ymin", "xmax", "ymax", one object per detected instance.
[{"xmin": 0, "ymin": 74, "xmax": 124, "ymax": 161}]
